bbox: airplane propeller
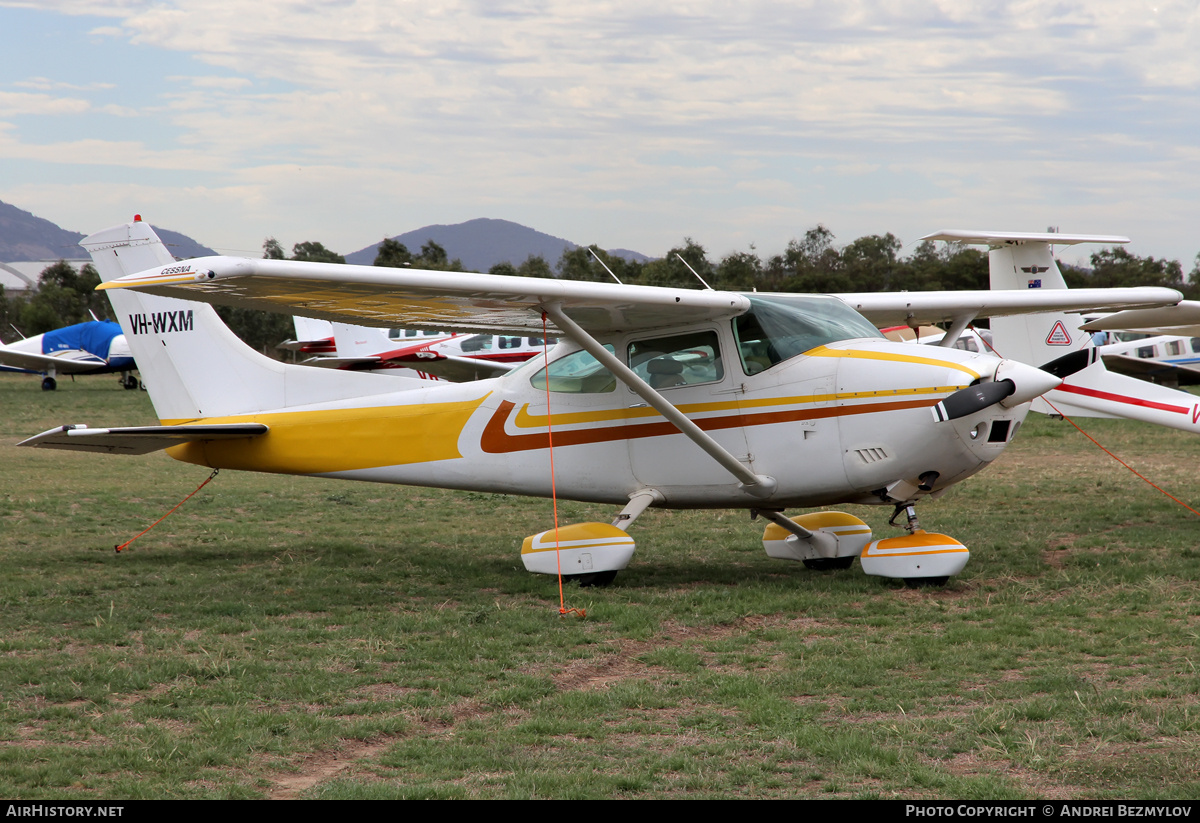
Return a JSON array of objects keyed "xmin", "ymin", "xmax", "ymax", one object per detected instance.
[
  {"xmin": 933, "ymin": 359, "xmax": 1062, "ymax": 422},
  {"xmin": 933, "ymin": 380, "xmax": 1015, "ymax": 421}
]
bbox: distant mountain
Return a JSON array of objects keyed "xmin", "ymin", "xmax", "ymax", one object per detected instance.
[
  {"xmin": 0, "ymin": 201, "xmax": 88, "ymax": 261},
  {"xmin": 0, "ymin": 201, "xmax": 216, "ymax": 262},
  {"xmin": 345, "ymin": 217, "xmax": 652, "ymax": 272}
]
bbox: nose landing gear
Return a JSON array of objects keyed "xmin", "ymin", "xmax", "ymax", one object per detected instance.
[{"xmin": 859, "ymin": 503, "xmax": 969, "ymax": 587}]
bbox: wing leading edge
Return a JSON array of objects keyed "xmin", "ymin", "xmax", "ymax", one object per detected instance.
[
  {"xmin": 97, "ymin": 245, "xmax": 1181, "ymax": 336},
  {"xmin": 98, "ymin": 257, "xmax": 751, "ymax": 335}
]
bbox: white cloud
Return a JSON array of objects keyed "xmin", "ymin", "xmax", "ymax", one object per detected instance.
[
  {"xmin": 0, "ymin": 91, "xmax": 90, "ymax": 116},
  {"xmin": 0, "ymin": 1, "xmax": 1197, "ymax": 262}
]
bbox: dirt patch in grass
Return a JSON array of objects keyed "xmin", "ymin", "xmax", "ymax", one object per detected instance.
[
  {"xmin": 940, "ymin": 750, "xmax": 1085, "ymax": 799},
  {"xmin": 269, "ymin": 737, "xmax": 394, "ymax": 800}
]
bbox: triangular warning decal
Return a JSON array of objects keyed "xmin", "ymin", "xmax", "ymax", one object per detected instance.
[{"xmin": 1046, "ymin": 321, "xmax": 1072, "ymax": 346}]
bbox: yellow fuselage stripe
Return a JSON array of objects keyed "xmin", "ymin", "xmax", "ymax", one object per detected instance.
[
  {"xmin": 164, "ymin": 396, "xmax": 488, "ymax": 472},
  {"xmin": 806, "ymin": 345, "xmax": 982, "ymax": 379}
]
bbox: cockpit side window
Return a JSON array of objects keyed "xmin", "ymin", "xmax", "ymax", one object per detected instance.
[{"xmin": 734, "ymin": 294, "xmax": 883, "ymax": 374}]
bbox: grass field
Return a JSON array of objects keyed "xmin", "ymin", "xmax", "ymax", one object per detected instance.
[{"xmin": 1, "ymin": 373, "xmax": 1198, "ymax": 799}]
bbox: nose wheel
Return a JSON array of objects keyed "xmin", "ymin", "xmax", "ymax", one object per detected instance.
[{"xmin": 859, "ymin": 503, "xmax": 969, "ymax": 586}]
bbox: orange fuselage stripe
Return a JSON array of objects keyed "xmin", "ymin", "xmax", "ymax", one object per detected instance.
[{"xmin": 481, "ymin": 396, "xmax": 939, "ymax": 454}]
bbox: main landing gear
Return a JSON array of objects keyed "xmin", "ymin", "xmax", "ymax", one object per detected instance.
[
  {"xmin": 120, "ymin": 373, "xmax": 141, "ymax": 390},
  {"xmin": 41, "ymin": 376, "xmax": 56, "ymax": 391}
]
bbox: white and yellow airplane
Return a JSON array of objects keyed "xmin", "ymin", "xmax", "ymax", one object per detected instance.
[{"xmin": 18, "ymin": 220, "xmax": 1184, "ymax": 586}]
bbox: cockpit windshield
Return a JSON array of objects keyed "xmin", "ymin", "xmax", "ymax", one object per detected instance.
[{"xmin": 733, "ymin": 294, "xmax": 884, "ymax": 374}]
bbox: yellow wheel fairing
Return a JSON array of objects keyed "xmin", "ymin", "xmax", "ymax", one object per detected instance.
[
  {"xmin": 761, "ymin": 510, "xmax": 872, "ymax": 542},
  {"xmin": 521, "ymin": 522, "xmax": 636, "ymax": 576},
  {"xmin": 761, "ymin": 511, "xmax": 873, "ymax": 563},
  {"xmin": 859, "ymin": 531, "xmax": 970, "ymax": 580}
]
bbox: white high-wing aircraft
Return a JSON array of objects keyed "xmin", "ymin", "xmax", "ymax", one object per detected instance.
[
  {"xmin": 923, "ymin": 231, "xmax": 1200, "ymax": 433},
  {"xmin": 283, "ymin": 316, "xmax": 545, "ymax": 382},
  {"xmin": 0, "ymin": 318, "xmax": 139, "ymax": 391},
  {"xmin": 19, "ymin": 220, "xmax": 1183, "ymax": 586}
]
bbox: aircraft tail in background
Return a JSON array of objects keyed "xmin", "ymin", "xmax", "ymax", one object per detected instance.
[{"xmin": 926, "ymin": 230, "xmax": 1200, "ymax": 433}]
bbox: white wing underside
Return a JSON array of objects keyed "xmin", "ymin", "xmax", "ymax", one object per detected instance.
[
  {"xmin": 1081, "ymin": 301, "xmax": 1200, "ymax": 337},
  {"xmin": 0, "ymin": 347, "xmax": 108, "ymax": 373},
  {"xmin": 99, "ymin": 257, "xmax": 1182, "ymax": 335}
]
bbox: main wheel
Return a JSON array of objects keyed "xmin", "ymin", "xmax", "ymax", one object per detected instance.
[
  {"xmin": 903, "ymin": 576, "xmax": 948, "ymax": 588},
  {"xmin": 41, "ymin": 377, "xmax": 56, "ymax": 391},
  {"xmin": 122, "ymin": 374, "xmax": 139, "ymax": 390},
  {"xmin": 803, "ymin": 555, "xmax": 856, "ymax": 571},
  {"xmin": 577, "ymin": 570, "xmax": 618, "ymax": 587}
]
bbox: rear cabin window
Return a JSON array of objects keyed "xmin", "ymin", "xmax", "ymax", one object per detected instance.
[{"xmin": 627, "ymin": 331, "xmax": 723, "ymax": 389}]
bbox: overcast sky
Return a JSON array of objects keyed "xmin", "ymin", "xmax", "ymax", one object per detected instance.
[{"xmin": 1, "ymin": 1, "xmax": 1197, "ymax": 268}]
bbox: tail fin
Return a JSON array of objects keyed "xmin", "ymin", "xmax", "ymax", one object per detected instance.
[
  {"xmin": 83, "ymin": 220, "xmax": 425, "ymax": 422},
  {"xmin": 333, "ymin": 322, "xmax": 393, "ymax": 358},
  {"xmin": 984, "ymin": 235, "xmax": 1096, "ymax": 368},
  {"xmin": 293, "ymin": 316, "xmax": 334, "ymax": 345}
]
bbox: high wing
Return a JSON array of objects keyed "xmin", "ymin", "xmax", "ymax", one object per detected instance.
[
  {"xmin": 0, "ymin": 345, "xmax": 107, "ymax": 374},
  {"xmin": 1100, "ymin": 352, "xmax": 1200, "ymax": 386},
  {"xmin": 834, "ymin": 288, "xmax": 1181, "ymax": 329},
  {"xmin": 99, "ymin": 258, "xmax": 751, "ymax": 334},
  {"xmin": 98, "ymin": 256, "xmax": 1182, "ymax": 336},
  {"xmin": 848, "ymin": 229, "xmax": 1176, "ymax": 330},
  {"xmin": 18, "ymin": 423, "xmax": 269, "ymax": 455},
  {"xmin": 1081, "ymin": 301, "xmax": 1200, "ymax": 337}
]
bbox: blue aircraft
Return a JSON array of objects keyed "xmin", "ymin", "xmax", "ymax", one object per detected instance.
[{"xmin": 0, "ymin": 319, "xmax": 138, "ymax": 390}]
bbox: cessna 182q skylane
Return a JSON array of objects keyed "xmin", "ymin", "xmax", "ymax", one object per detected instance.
[{"xmin": 19, "ymin": 220, "xmax": 1184, "ymax": 586}]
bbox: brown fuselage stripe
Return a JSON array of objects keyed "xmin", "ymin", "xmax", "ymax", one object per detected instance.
[{"xmin": 480, "ymin": 397, "xmax": 939, "ymax": 454}]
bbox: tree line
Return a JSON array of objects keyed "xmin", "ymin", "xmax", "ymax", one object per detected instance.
[{"xmin": 3, "ymin": 228, "xmax": 1197, "ymax": 349}]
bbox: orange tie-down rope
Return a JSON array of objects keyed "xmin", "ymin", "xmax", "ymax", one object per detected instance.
[
  {"xmin": 968, "ymin": 325, "xmax": 1200, "ymax": 518},
  {"xmin": 542, "ymin": 311, "xmax": 585, "ymax": 618},
  {"xmin": 114, "ymin": 468, "xmax": 220, "ymax": 552}
]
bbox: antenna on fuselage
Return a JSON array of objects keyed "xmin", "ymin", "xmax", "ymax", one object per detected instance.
[
  {"xmin": 587, "ymin": 247, "xmax": 623, "ymax": 285},
  {"xmin": 675, "ymin": 253, "xmax": 713, "ymax": 290}
]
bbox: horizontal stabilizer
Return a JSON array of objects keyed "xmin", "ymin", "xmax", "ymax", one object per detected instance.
[
  {"xmin": 301, "ymin": 355, "xmax": 382, "ymax": 369},
  {"xmin": 396, "ymin": 353, "xmax": 515, "ymax": 382},
  {"xmin": 18, "ymin": 423, "xmax": 268, "ymax": 455},
  {"xmin": 922, "ymin": 230, "xmax": 1130, "ymax": 247}
]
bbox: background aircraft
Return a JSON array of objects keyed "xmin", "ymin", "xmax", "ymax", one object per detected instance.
[
  {"xmin": 21, "ymin": 219, "xmax": 1182, "ymax": 588},
  {"xmin": 918, "ymin": 230, "xmax": 1200, "ymax": 433},
  {"xmin": 302, "ymin": 322, "xmax": 549, "ymax": 382},
  {"xmin": 0, "ymin": 319, "xmax": 138, "ymax": 391}
]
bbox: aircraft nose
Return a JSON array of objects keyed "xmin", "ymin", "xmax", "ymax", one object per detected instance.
[
  {"xmin": 994, "ymin": 359, "xmax": 1062, "ymax": 408},
  {"xmin": 933, "ymin": 358, "xmax": 1060, "ymax": 422}
]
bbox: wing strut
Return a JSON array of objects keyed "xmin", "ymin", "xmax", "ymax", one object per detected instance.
[
  {"xmin": 541, "ymin": 304, "xmax": 777, "ymax": 498},
  {"xmin": 936, "ymin": 313, "xmax": 977, "ymax": 349}
]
